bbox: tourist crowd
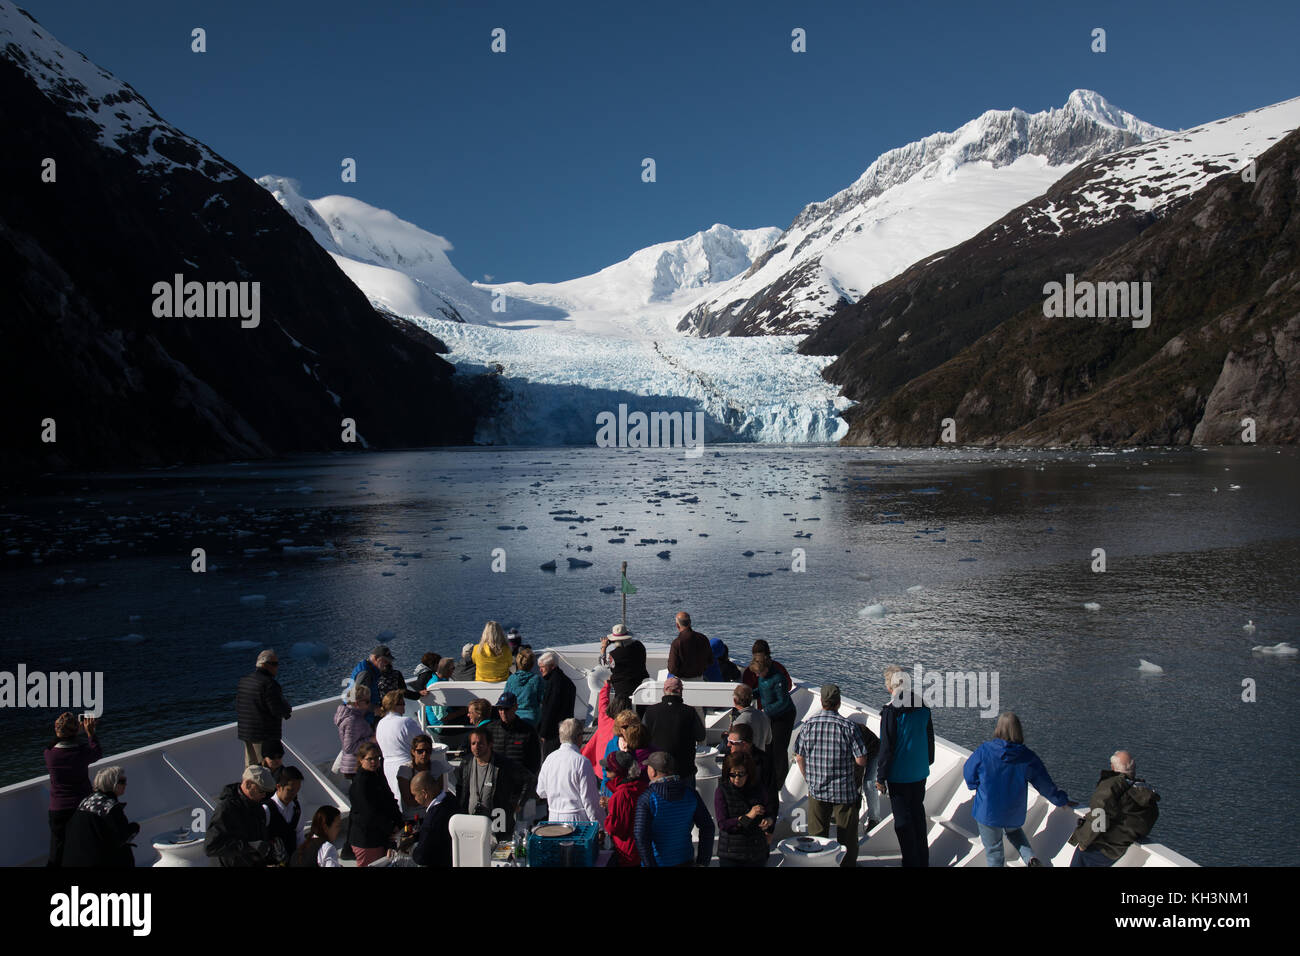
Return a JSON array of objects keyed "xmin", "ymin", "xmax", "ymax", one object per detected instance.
[{"xmin": 41, "ymin": 617, "xmax": 1160, "ymax": 868}]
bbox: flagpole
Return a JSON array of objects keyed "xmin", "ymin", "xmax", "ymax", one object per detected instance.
[{"xmin": 621, "ymin": 561, "xmax": 628, "ymax": 628}]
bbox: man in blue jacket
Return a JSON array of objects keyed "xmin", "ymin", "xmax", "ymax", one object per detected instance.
[
  {"xmin": 876, "ymin": 665, "xmax": 934, "ymax": 867},
  {"xmin": 963, "ymin": 712, "xmax": 1072, "ymax": 866},
  {"xmin": 633, "ymin": 752, "xmax": 715, "ymax": 866}
]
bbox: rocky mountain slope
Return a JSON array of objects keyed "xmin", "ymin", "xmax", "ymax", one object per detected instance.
[
  {"xmin": 802, "ymin": 95, "xmax": 1300, "ymax": 417},
  {"xmin": 838, "ymin": 125, "xmax": 1300, "ymax": 446},
  {"xmin": 0, "ymin": 2, "xmax": 488, "ymax": 474}
]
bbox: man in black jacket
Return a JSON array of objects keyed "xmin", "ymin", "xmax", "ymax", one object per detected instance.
[
  {"xmin": 410, "ymin": 763, "xmax": 455, "ymax": 866},
  {"xmin": 265, "ymin": 766, "xmax": 303, "ymax": 857},
  {"xmin": 643, "ymin": 676, "xmax": 706, "ymax": 785},
  {"xmin": 453, "ymin": 728, "xmax": 520, "ymax": 839},
  {"xmin": 236, "ymin": 650, "xmax": 292, "ymax": 770},
  {"xmin": 1068, "ymin": 750, "xmax": 1160, "ymax": 866},
  {"xmin": 536, "ymin": 652, "xmax": 576, "ymax": 758},
  {"xmin": 489, "ymin": 691, "xmax": 541, "ymax": 805},
  {"xmin": 205, "ymin": 766, "xmax": 283, "ymax": 867}
]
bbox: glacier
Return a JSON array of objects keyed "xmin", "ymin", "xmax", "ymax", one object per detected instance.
[
  {"xmin": 257, "ymin": 177, "xmax": 845, "ymax": 445},
  {"xmin": 407, "ymin": 313, "xmax": 851, "ymax": 445}
]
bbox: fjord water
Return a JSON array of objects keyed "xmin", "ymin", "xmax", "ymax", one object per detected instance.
[{"xmin": 2, "ymin": 446, "xmax": 1296, "ymax": 865}]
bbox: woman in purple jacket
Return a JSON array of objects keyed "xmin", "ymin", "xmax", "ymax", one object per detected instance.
[
  {"xmin": 334, "ymin": 685, "xmax": 375, "ymax": 779},
  {"xmin": 44, "ymin": 712, "xmax": 102, "ymax": 867}
]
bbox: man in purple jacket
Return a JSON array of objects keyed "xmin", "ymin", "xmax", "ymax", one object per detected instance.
[{"xmin": 45, "ymin": 711, "xmax": 102, "ymax": 867}]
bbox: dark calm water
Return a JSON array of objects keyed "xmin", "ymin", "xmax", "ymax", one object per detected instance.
[{"xmin": 2, "ymin": 445, "xmax": 1297, "ymax": 865}]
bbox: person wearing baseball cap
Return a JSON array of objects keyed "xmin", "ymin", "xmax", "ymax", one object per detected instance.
[
  {"xmin": 642, "ymin": 676, "xmax": 706, "ymax": 786},
  {"xmin": 205, "ymin": 765, "xmax": 283, "ymax": 867},
  {"xmin": 489, "ymin": 690, "xmax": 542, "ymax": 801}
]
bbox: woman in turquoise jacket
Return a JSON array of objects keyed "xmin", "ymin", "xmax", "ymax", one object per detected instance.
[{"xmin": 504, "ymin": 647, "xmax": 544, "ymax": 726}]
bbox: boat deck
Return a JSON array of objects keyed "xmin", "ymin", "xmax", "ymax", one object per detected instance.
[{"xmin": 0, "ymin": 642, "xmax": 1196, "ymax": 867}]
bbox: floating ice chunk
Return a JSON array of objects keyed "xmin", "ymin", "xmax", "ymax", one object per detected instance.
[
  {"xmin": 115, "ymin": 633, "xmax": 146, "ymax": 643},
  {"xmin": 1243, "ymin": 620, "xmax": 1256, "ymax": 635},
  {"xmin": 240, "ymin": 594, "xmax": 267, "ymax": 605},
  {"xmin": 290, "ymin": 641, "xmax": 330, "ymax": 660},
  {"xmin": 54, "ymin": 578, "xmax": 66, "ymax": 585},
  {"xmin": 1253, "ymin": 642, "xmax": 1297, "ymax": 655},
  {"xmin": 1137, "ymin": 659, "xmax": 1164, "ymax": 674},
  {"xmin": 222, "ymin": 640, "xmax": 261, "ymax": 650},
  {"xmin": 907, "ymin": 585, "xmax": 923, "ymax": 593},
  {"xmin": 599, "ymin": 586, "xmax": 616, "ymax": 594},
  {"xmin": 1083, "ymin": 602, "xmax": 1101, "ymax": 612},
  {"xmin": 860, "ymin": 604, "xmax": 887, "ymax": 618},
  {"xmin": 657, "ymin": 550, "xmax": 671, "ymax": 559},
  {"xmin": 567, "ymin": 558, "xmax": 593, "ymax": 568}
]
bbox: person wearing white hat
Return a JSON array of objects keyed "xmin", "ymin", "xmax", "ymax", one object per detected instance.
[{"xmin": 602, "ymin": 623, "xmax": 649, "ymax": 700}]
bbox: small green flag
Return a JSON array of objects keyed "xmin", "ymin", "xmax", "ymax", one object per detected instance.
[{"xmin": 620, "ymin": 573, "xmax": 637, "ymax": 595}]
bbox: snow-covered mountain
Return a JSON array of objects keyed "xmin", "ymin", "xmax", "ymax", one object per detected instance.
[
  {"xmin": 481, "ymin": 223, "xmax": 780, "ymax": 317},
  {"xmin": 805, "ymin": 92, "xmax": 1300, "ymax": 417},
  {"xmin": 257, "ymin": 176, "xmax": 494, "ymax": 324},
  {"xmin": 678, "ymin": 90, "xmax": 1170, "ymax": 337},
  {"xmin": 0, "ymin": 1, "xmax": 240, "ymax": 184},
  {"xmin": 0, "ymin": 0, "xmax": 483, "ymax": 472}
]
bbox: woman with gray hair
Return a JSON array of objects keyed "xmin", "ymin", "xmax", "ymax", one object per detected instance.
[
  {"xmin": 535, "ymin": 718, "xmax": 601, "ymax": 823},
  {"xmin": 62, "ymin": 766, "xmax": 139, "ymax": 867},
  {"xmin": 962, "ymin": 712, "xmax": 1073, "ymax": 866},
  {"xmin": 333, "ymin": 683, "xmax": 374, "ymax": 779}
]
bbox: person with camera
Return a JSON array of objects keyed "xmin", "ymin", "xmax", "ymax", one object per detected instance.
[
  {"xmin": 453, "ymin": 727, "xmax": 520, "ymax": 839},
  {"xmin": 44, "ymin": 711, "xmax": 102, "ymax": 867}
]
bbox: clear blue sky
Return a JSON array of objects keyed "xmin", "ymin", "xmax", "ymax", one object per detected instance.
[{"xmin": 21, "ymin": 0, "xmax": 1300, "ymax": 283}]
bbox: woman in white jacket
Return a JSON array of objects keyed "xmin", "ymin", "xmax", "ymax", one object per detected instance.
[{"xmin": 375, "ymin": 690, "xmax": 422, "ymax": 803}]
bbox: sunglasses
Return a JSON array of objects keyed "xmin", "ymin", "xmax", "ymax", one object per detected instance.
[
  {"xmin": 727, "ymin": 772, "xmax": 747, "ymax": 779},
  {"xmin": 412, "ymin": 748, "xmax": 431, "ymax": 754}
]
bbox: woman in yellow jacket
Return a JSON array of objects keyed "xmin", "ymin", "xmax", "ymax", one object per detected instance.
[{"xmin": 472, "ymin": 621, "xmax": 512, "ymax": 682}]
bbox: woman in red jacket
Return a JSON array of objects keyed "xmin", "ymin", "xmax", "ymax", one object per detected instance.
[{"xmin": 602, "ymin": 750, "xmax": 648, "ymax": 866}]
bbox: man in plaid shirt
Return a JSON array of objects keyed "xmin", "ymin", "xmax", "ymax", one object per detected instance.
[{"xmin": 793, "ymin": 683, "xmax": 869, "ymax": 867}]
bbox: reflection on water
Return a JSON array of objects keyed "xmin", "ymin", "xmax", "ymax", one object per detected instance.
[{"xmin": 2, "ymin": 445, "xmax": 1296, "ymax": 864}]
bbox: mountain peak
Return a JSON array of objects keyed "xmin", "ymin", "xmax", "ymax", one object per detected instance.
[{"xmin": 1062, "ymin": 89, "xmax": 1161, "ymax": 136}]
